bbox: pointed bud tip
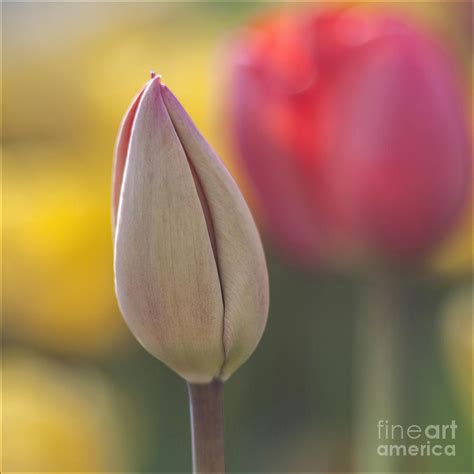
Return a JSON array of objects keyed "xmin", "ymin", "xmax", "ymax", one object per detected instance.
[
  {"xmin": 149, "ymin": 71, "xmax": 167, "ymax": 89},
  {"xmin": 149, "ymin": 70, "xmax": 164, "ymax": 82}
]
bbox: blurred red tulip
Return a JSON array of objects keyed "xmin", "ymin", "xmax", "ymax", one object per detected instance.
[{"xmin": 230, "ymin": 8, "xmax": 471, "ymax": 265}]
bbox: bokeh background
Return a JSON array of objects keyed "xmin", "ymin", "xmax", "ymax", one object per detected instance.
[{"xmin": 2, "ymin": 1, "xmax": 472, "ymax": 472}]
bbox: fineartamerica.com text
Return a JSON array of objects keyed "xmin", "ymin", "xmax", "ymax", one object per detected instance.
[{"xmin": 377, "ymin": 420, "xmax": 457, "ymax": 457}]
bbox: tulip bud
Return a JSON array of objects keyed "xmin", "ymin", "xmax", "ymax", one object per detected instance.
[
  {"xmin": 230, "ymin": 9, "xmax": 470, "ymax": 264},
  {"xmin": 113, "ymin": 74, "xmax": 269, "ymax": 383}
]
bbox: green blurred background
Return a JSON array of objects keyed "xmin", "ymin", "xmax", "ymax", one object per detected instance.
[{"xmin": 2, "ymin": 2, "xmax": 472, "ymax": 472}]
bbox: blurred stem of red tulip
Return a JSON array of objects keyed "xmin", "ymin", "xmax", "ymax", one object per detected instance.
[
  {"xmin": 187, "ymin": 380, "xmax": 225, "ymax": 473},
  {"xmin": 354, "ymin": 272, "xmax": 407, "ymax": 472}
]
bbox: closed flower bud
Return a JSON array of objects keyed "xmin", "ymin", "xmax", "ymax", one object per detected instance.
[{"xmin": 113, "ymin": 74, "xmax": 269, "ymax": 383}]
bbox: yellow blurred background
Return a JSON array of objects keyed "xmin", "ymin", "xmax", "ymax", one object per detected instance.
[{"xmin": 2, "ymin": 2, "xmax": 471, "ymax": 472}]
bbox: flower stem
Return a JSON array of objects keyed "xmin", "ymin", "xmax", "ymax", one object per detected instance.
[
  {"xmin": 187, "ymin": 379, "xmax": 225, "ymax": 473},
  {"xmin": 354, "ymin": 272, "xmax": 406, "ymax": 472}
]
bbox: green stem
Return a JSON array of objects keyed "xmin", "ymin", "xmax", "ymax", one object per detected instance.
[
  {"xmin": 187, "ymin": 379, "xmax": 225, "ymax": 473},
  {"xmin": 354, "ymin": 273, "xmax": 406, "ymax": 472}
]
